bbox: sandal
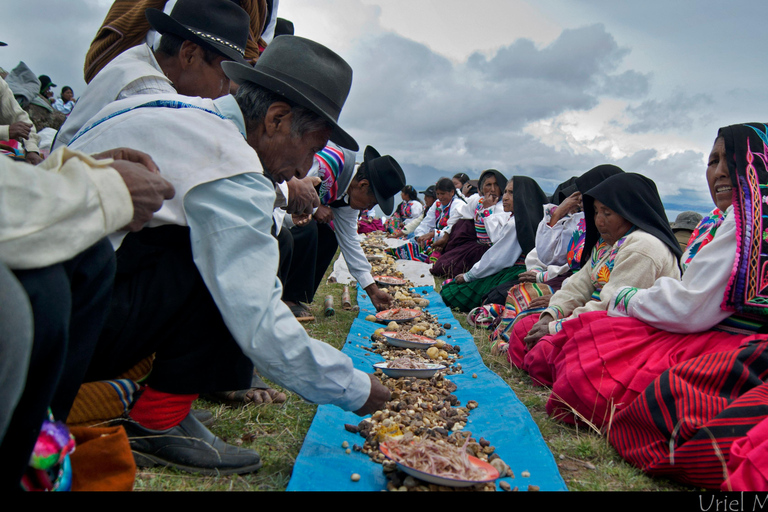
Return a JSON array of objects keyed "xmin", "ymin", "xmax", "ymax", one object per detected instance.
[{"xmin": 205, "ymin": 388, "xmax": 287, "ymax": 407}]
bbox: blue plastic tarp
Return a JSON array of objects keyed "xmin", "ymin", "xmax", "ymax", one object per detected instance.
[{"xmin": 287, "ymin": 286, "xmax": 567, "ymax": 491}]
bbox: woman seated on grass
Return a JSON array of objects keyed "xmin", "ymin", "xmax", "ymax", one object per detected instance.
[
  {"xmin": 505, "ymin": 173, "xmax": 683, "ymax": 410},
  {"xmin": 594, "ymin": 123, "xmax": 768, "ymax": 490},
  {"xmin": 518, "ymin": 126, "xmax": 768, "ymax": 433},
  {"xmin": 481, "ymin": 166, "xmax": 623, "ymax": 307},
  {"xmin": 440, "ymin": 176, "xmax": 547, "ymax": 312},
  {"xmin": 389, "ymin": 178, "xmax": 464, "ymax": 262},
  {"xmin": 385, "ymin": 185, "xmax": 423, "ymax": 234},
  {"xmin": 481, "ymin": 167, "xmax": 624, "ymax": 351},
  {"xmin": 430, "ymin": 169, "xmax": 506, "ymax": 278},
  {"xmin": 388, "ymin": 186, "xmax": 437, "ymax": 239}
]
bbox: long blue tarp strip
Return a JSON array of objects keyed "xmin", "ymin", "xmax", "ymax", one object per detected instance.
[{"xmin": 287, "ymin": 286, "xmax": 567, "ymax": 491}]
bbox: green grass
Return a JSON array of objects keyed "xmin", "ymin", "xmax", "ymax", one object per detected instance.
[{"xmin": 133, "ymin": 252, "xmax": 692, "ymax": 491}]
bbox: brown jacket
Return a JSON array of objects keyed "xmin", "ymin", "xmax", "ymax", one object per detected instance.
[{"xmin": 84, "ymin": 0, "xmax": 268, "ymax": 83}]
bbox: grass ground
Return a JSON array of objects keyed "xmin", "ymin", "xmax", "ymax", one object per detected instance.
[{"xmin": 133, "ymin": 253, "xmax": 694, "ymax": 491}]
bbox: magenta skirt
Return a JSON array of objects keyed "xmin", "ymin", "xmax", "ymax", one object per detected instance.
[{"xmin": 507, "ymin": 311, "xmax": 748, "ymax": 428}]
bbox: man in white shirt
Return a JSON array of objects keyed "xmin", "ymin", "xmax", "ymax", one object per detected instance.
[
  {"xmin": 69, "ymin": 36, "xmax": 390, "ymax": 476},
  {"xmin": 283, "ymin": 144, "xmax": 403, "ymax": 317},
  {"xmin": 54, "ymin": 0, "xmax": 251, "ymax": 150}
]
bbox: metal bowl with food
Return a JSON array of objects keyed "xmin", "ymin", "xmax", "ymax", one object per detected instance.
[
  {"xmin": 375, "ymin": 308, "xmax": 422, "ymax": 323},
  {"xmin": 374, "ymin": 275, "xmax": 408, "ymax": 286},
  {"xmin": 379, "ymin": 439, "xmax": 500, "ymax": 487},
  {"xmin": 373, "ymin": 360, "xmax": 446, "ymax": 379},
  {"xmin": 381, "ymin": 331, "xmax": 436, "ymax": 349}
]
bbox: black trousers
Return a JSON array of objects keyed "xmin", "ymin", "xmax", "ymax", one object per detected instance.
[
  {"xmin": 274, "ymin": 223, "xmax": 293, "ymax": 287},
  {"xmin": 282, "ymin": 220, "xmax": 338, "ymax": 304},
  {"xmin": 85, "ymin": 226, "xmax": 253, "ymax": 395},
  {"xmin": 2, "ymin": 239, "xmax": 115, "ymax": 490}
]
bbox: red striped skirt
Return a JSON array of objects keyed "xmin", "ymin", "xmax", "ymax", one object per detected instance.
[
  {"xmin": 508, "ymin": 311, "xmax": 748, "ymax": 427},
  {"xmin": 609, "ymin": 338, "xmax": 768, "ymax": 489}
]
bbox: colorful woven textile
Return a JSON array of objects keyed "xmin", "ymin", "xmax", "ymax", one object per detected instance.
[
  {"xmin": 473, "ymin": 197, "xmax": 495, "ymax": 245},
  {"xmin": 315, "ymin": 145, "xmax": 343, "ymax": 206},
  {"xmin": 490, "ymin": 282, "xmax": 555, "ymax": 348},
  {"xmin": 682, "ymin": 208, "xmax": 726, "ymax": 272},
  {"xmin": 609, "ymin": 337, "xmax": 768, "ymax": 489},
  {"xmin": 565, "ymin": 217, "xmax": 586, "ymax": 270},
  {"xmin": 440, "ymin": 264, "xmax": 525, "ymax": 312},
  {"xmin": 722, "ymin": 123, "xmax": 768, "ymax": 317}
]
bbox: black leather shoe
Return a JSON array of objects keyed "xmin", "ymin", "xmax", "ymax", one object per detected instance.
[
  {"xmin": 191, "ymin": 408, "xmax": 215, "ymax": 427},
  {"xmin": 121, "ymin": 413, "xmax": 262, "ymax": 476}
]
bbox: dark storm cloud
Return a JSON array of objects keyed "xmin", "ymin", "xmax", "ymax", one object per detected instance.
[
  {"xmin": 343, "ymin": 23, "xmax": 650, "ymax": 146},
  {"xmin": 622, "ymin": 91, "xmax": 713, "ymax": 133},
  {"xmin": 0, "ymin": 1, "xmax": 109, "ymax": 97}
]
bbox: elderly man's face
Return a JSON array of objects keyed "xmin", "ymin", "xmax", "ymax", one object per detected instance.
[{"xmin": 249, "ymin": 110, "xmax": 331, "ymax": 183}]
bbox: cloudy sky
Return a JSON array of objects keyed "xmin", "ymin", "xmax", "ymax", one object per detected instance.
[{"xmin": 2, "ymin": 0, "xmax": 766, "ymax": 216}]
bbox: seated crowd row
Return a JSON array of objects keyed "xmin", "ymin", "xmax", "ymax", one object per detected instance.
[{"xmin": 381, "ymin": 123, "xmax": 768, "ymax": 491}]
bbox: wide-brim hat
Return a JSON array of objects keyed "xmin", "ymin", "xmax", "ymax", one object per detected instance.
[
  {"xmin": 222, "ymin": 36, "xmax": 358, "ymax": 151},
  {"xmin": 671, "ymin": 211, "xmax": 703, "ymax": 232},
  {"xmin": 146, "ymin": 0, "xmax": 249, "ymax": 65},
  {"xmin": 364, "ymin": 146, "xmax": 405, "ymax": 215},
  {"xmin": 0, "ymin": 42, "xmax": 7, "ymax": 47}
]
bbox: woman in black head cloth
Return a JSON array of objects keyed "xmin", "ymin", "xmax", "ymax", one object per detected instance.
[
  {"xmin": 505, "ymin": 172, "xmax": 682, "ymax": 377},
  {"xmin": 430, "ymin": 169, "xmax": 507, "ymax": 278},
  {"xmin": 481, "ymin": 166, "xmax": 624, "ymax": 309},
  {"xmin": 440, "ymin": 175, "xmax": 548, "ymax": 311}
]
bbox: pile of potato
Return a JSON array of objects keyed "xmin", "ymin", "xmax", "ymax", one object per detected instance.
[{"xmin": 349, "ymin": 234, "xmax": 517, "ymax": 491}]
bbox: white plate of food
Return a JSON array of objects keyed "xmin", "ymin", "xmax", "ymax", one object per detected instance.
[
  {"xmin": 379, "ymin": 438, "xmax": 499, "ymax": 488},
  {"xmin": 381, "ymin": 331, "xmax": 436, "ymax": 349},
  {"xmin": 375, "ymin": 308, "xmax": 422, "ymax": 323},
  {"xmin": 373, "ymin": 359, "xmax": 446, "ymax": 378},
  {"xmin": 374, "ymin": 275, "xmax": 408, "ymax": 286}
]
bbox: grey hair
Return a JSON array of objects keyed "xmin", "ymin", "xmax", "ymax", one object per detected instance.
[{"xmin": 235, "ymin": 81, "xmax": 331, "ymax": 138}]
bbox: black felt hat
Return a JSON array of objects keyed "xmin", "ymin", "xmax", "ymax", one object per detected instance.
[
  {"xmin": 146, "ymin": 0, "xmax": 249, "ymax": 65},
  {"xmin": 363, "ymin": 146, "xmax": 405, "ymax": 216},
  {"xmin": 222, "ymin": 36, "xmax": 358, "ymax": 151}
]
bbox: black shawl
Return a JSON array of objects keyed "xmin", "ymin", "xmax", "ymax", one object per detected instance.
[
  {"xmin": 550, "ymin": 176, "xmax": 578, "ymax": 205},
  {"xmin": 575, "ymin": 164, "xmax": 624, "ymax": 194},
  {"xmin": 511, "ymin": 175, "xmax": 548, "ymax": 254},
  {"xmin": 581, "ymin": 172, "xmax": 682, "ymax": 268}
]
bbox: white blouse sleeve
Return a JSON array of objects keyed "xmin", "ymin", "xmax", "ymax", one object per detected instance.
[
  {"xmin": 535, "ymin": 208, "xmax": 583, "ymax": 266},
  {"xmin": 407, "ymin": 200, "xmax": 424, "ymax": 219},
  {"xmin": 414, "ymin": 202, "xmax": 437, "ymax": 237},
  {"xmin": 465, "ymin": 218, "xmax": 523, "ymax": 281},
  {"xmin": 331, "ymin": 204, "xmax": 375, "ymax": 289},
  {"xmin": 609, "ymin": 211, "xmax": 736, "ymax": 333}
]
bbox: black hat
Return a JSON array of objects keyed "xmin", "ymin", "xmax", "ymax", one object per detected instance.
[
  {"xmin": 38, "ymin": 75, "xmax": 56, "ymax": 90},
  {"xmin": 146, "ymin": 0, "xmax": 249, "ymax": 65},
  {"xmin": 0, "ymin": 42, "xmax": 7, "ymax": 47},
  {"xmin": 223, "ymin": 36, "xmax": 358, "ymax": 151},
  {"xmin": 363, "ymin": 146, "xmax": 405, "ymax": 215},
  {"xmin": 421, "ymin": 185, "xmax": 437, "ymax": 198},
  {"xmin": 274, "ymin": 18, "xmax": 295, "ymax": 37}
]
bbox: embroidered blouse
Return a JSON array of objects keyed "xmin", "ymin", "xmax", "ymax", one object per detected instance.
[{"xmin": 543, "ymin": 228, "xmax": 681, "ymax": 334}]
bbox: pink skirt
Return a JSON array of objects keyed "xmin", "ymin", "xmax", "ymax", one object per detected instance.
[
  {"xmin": 540, "ymin": 312, "xmax": 748, "ymax": 427},
  {"xmin": 505, "ymin": 310, "xmax": 749, "ymax": 427}
]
